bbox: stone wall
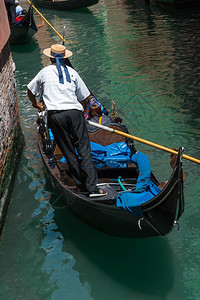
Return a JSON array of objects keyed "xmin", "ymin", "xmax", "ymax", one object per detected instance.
[{"xmin": 0, "ymin": 41, "xmax": 23, "ymax": 233}]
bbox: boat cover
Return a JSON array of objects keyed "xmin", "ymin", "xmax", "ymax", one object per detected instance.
[
  {"xmin": 116, "ymin": 152, "xmax": 161, "ymax": 216},
  {"xmin": 90, "ymin": 141, "xmax": 131, "ymax": 168},
  {"xmin": 59, "ymin": 140, "xmax": 131, "ymax": 167}
]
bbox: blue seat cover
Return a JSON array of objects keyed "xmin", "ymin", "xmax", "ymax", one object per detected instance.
[
  {"xmin": 116, "ymin": 152, "xmax": 161, "ymax": 216},
  {"xmin": 90, "ymin": 141, "xmax": 131, "ymax": 168}
]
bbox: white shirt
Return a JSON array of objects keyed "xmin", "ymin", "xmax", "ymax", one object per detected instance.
[{"xmin": 27, "ymin": 64, "xmax": 90, "ymax": 111}]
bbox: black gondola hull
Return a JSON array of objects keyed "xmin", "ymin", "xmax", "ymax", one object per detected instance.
[
  {"xmin": 39, "ymin": 138, "xmax": 184, "ymax": 238},
  {"xmin": 33, "ymin": 0, "xmax": 99, "ymax": 10},
  {"xmin": 10, "ymin": 25, "xmax": 36, "ymax": 45},
  {"xmin": 9, "ymin": 6, "xmax": 37, "ymax": 45}
]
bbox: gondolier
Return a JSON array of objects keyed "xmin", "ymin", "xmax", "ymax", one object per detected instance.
[{"xmin": 27, "ymin": 44, "xmax": 104, "ymax": 196}]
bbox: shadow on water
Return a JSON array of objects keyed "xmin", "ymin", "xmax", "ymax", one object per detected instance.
[
  {"xmin": 11, "ymin": 39, "xmax": 43, "ymax": 80},
  {"xmin": 50, "ymin": 7, "xmax": 94, "ymax": 14},
  {"xmin": 46, "ymin": 190, "xmax": 175, "ymax": 299},
  {"xmin": 10, "ymin": 38, "xmax": 40, "ymax": 53},
  {"xmin": 35, "ymin": 5, "xmax": 97, "ymax": 21}
]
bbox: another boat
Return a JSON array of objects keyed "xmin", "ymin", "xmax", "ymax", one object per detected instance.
[
  {"xmin": 157, "ymin": 0, "xmax": 200, "ymax": 6},
  {"xmin": 36, "ymin": 106, "xmax": 185, "ymax": 238},
  {"xmin": 9, "ymin": 4, "xmax": 38, "ymax": 45},
  {"xmin": 32, "ymin": 0, "xmax": 99, "ymax": 10}
]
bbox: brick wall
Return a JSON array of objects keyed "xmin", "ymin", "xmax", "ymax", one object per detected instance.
[{"xmin": 0, "ymin": 41, "xmax": 23, "ymax": 233}]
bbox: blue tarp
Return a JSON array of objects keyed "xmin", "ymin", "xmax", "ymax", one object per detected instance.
[
  {"xmin": 90, "ymin": 141, "xmax": 131, "ymax": 168},
  {"xmin": 59, "ymin": 140, "xmax": 132, "ymax": 166},
  {"xmin": 130, "ymin": 152, "xmax": 151, "ymax": 192},
  {"xmin": 90, "ymin": 143, "xmax": 161, "ymax": 214},
  {"xmin": 50, "ymin": 132, "xmax": 132, "ymax": 167},
  {"xmin": 116, "ymin": 152, "xmax": 161, "ymax": 215},
  {"xmin": 116, "ymin": 181, "xmax": 161, "ymax": 216}
]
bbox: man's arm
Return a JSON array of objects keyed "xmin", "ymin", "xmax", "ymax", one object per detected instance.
[{"xmin": 27, "ymin": 89, "xmax": 44, "ymax": 111}]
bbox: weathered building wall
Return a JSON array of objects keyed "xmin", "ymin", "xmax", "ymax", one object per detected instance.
[{"xmin": 0, "ymin": 0, "xmax": 23, "ymax": 233}]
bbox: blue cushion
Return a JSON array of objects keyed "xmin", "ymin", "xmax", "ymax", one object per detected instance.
[{"xmin": 116, "ymin": 152, "xmax": 161, "ymax": 215}]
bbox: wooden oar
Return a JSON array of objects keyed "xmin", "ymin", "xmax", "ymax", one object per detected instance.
[
  {"xmin": 87, "ymin": 120, "xmax": 200, "ymax": 165},
  {"xmin": 27, "ymin": 0, "xmax": 65, "ymax": 42}
]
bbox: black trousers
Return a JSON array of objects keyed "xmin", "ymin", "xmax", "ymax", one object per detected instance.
[{"xmin": 48, "ymin": 109, "xmax": 98, "ymax": 193}]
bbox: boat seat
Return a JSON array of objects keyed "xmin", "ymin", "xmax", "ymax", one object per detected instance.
[
  {"xmin": 88, "ymin": 183, "xmax": 118, "ymax": 204},
  {"xmin": 88, "ymin": 125, "xmax": 126, "ymax": 146}
]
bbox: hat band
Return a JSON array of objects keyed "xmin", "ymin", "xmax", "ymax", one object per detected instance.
[{"xmin": 50, "ymin": 51, "xmax": 65, "ymax": 57}]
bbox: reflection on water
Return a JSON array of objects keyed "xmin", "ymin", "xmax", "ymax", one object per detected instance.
[
  {"xmin": 50, "ymin": 196, "xmax": 175, "ymax": 300},
  {"xmin": 1, "ymin": 0, "xmax": 200, "ymax": 299},
  {"xmin": 24, "ymin": 184, "xmax": 177, "ymax": 300}
]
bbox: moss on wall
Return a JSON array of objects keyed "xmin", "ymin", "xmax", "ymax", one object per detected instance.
[{"xmin": 0, "ymin": 123, "xmax": 24, "ymax": 233}]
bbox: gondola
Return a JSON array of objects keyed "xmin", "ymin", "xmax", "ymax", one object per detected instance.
[
  {"xmin": 36, "ymin": 104, "xmax": 185, "ymax": 238},
  {"xmin": 32, "ymin": 0, "xmax": 99, "ymax": 10},
  {"xmin": 9, "ymin": 4, "xmax": 38, "ymax": 45}
]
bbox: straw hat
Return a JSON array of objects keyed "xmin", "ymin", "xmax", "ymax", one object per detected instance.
[{"xmin": 43, "ymin": 44, "xmax": 73, "ymax": 59}]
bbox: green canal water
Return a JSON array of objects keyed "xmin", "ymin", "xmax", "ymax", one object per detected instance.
[{"xmin": 1, "ymin": 0, "xmax": 200, "ymax": 299}]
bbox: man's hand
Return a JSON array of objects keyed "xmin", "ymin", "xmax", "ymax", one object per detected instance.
[
  {"xmin": 27, "ymin": 89, "xmax": 44, "ymax": 111},
  {"xmin": 32, "ymin": 101, "xmax": 44, "ymax": 111}
]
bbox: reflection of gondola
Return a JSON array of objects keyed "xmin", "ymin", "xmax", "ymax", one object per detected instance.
[
  {"xmin": 50, "ymin": 207, "xmax": 175, "ymax": 298},
  {"xmin": 9, "ymin": 4, "xmax": 37, "ymax": 45},
  {"xmin": 36, "ymin": 101, "xmax": 184, "ymax": 238},
  {"xmin": 32, "ymin": 0, "xmax": 99, "ymax": 10}
]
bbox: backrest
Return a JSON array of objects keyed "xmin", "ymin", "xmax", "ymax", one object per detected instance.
[{"xmin": 88, "ymin": 125, "xmax": 126, "ymax": 146}]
